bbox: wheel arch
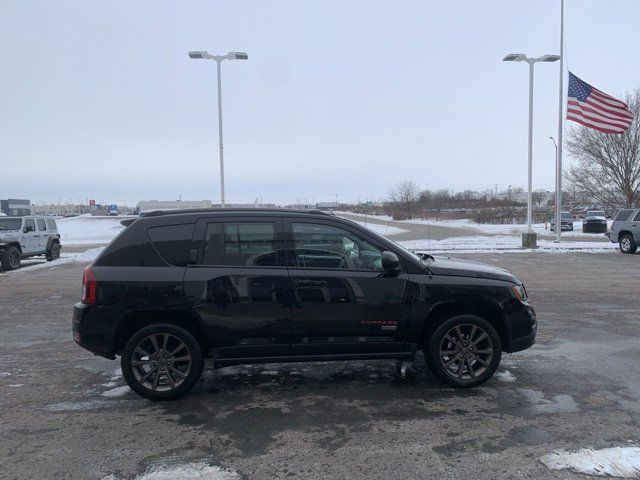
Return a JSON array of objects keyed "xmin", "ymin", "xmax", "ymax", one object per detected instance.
[
  {"xmin": 112, "ymin": 309, "xmax": 210, "ymax": 357},
  {"xmin": 420, "ymin": 300, "xmax": 507, "ymax": 351}
]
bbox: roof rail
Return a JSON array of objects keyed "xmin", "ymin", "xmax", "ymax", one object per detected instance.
[{"xmin": 137, "ymin": 207, "xmax": 335, "ymax": 218}]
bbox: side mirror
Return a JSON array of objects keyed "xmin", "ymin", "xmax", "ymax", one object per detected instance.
[{"xmin": 381, "ymin": 251, "xmax": 400, "ymax": 271}]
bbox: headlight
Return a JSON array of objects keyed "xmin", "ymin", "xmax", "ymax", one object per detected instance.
[{"xmin": 512, "ymin": 284, "xmax": 528, "ymax": 302}]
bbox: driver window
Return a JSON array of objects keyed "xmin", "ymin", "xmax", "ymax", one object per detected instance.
[{"xmin": 292, "ymin": 222, "xmax": 383, "ymax": 271}]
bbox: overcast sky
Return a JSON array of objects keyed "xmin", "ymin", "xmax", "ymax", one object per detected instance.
[{"xmin": 2, "ymin": 1, "xmax": 638, "ymax": 206}]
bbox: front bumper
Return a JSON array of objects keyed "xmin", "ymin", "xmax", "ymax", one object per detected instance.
[
  {"xmin": 583, "ymin": 222, "xmax": 607, "ymax": 233},
  {"xmin": 503, "ymin": 304, "xmax": 537, "ymax": 353}
]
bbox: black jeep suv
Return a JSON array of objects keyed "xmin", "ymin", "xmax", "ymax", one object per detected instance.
[{"xmin": 73, "ymin": 209, "xmax": 536, "ymax": 400}]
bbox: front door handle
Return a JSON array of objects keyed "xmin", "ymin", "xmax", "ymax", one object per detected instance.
[{"xmin": 296, "ymin": 280, "xmax": 327, "ymax": 287}]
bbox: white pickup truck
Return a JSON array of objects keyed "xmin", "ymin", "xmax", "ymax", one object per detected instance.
[{"xmin": 0, "ymin": 216, "xmax": 61, "ymax": 270}]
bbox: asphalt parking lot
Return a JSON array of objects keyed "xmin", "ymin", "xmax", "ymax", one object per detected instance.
[{"xmin": 1, "ymin": 252, "xmax": 640, "ymax": 479}]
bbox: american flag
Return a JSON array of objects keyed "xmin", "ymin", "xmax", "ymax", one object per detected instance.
[{"xmin": 566, "ymin": 71, "xmax": 633, "ymax": 134}]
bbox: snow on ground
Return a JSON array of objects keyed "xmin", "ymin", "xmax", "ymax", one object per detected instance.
[
  {"xmin": 0, "ymin": 247, "xmax": 103, "ymax": 275},
  {"xmin": 56, "ymin": 215, "xmax": 127, "ymax": 245},
  {"xmin": 399, "ymin": 235, "xmax": 617, "ymax": 254},
  {"xmin": 103, "ymin": 462, "xmax": 240, "ymax": 480},
  {"xmin": 540, "ymin": 446, "xmax": 640, "ymax": 478},
  {"xmin": 349, "ymin": 220, "xmax": 407, "ymax": 235},
  {"xmin": 337, "ymin": 211, "xmax": 611, "ymax": 238},
  {"xmin": 408, "ymin": 218, "xmax": 612, "ymax": 238}
]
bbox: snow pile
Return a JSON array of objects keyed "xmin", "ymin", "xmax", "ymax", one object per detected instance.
[
  {"xmin": 540, "ymin": 446, "xmax": 640, "ymax": 478},
  {"xmin": 495, "ymin": 370, "xmax": 516, "ymax": 382},
  {"xmin": 103, "ymin": 462, "xmax": 240, "ymax": 480},
  {"xmin": 400, "ymin": 235, "xmax": 617, "ymax": 253},
  {"xmin": 349, "ymin": 220, "xmax": 407, "ymax": 235},
  {"xmin": 56, "ymin": 215, "xmax": 126, "ymax": 245}
]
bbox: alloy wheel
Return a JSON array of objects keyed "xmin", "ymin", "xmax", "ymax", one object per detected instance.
[
  {"xmin": 130, "ymin": 333, "xmax": 192, "ymax": 392},
  {"xmin": 9, "ymin": 250, "xmax": 20, "ymax": 269},
  {"xmin": 439, "ymin": 324, "xmax": 494, "ymax": 381},
  {"xmin": 621, "ymin": 237, "xmax": 631, "ymax": 252}
]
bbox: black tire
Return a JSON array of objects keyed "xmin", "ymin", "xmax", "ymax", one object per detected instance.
[
  {"xmin": 619, "ymin": 234, "xmax": 637, "ymax": 254},
  {"xmin": 1, "ymin": 246, "xmax": 21, "ymax": 271},
  {"xmin": 426, "ymin": 314, "xmax": 502, "ymax": 388},
  {"xmin": 46, "ymin": 242, "xmax": 60, "ymax": 261},
  {"xmin": 121, "ymin": 323, "xmax": 204, "ymax": 401}
]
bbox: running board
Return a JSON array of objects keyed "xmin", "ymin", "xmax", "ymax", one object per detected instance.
[{"xmin": 212, "ymin": 351, "xmax": 416, "ymax": 369}]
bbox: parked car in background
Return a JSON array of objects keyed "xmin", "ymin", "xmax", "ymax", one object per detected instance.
[
  {"xmin": 72, "ymin": 208, "xmax": 537, "ymax": 400},
  {"xmin": 607, "ymin": 208, "xmax": 640, "ymax": 254},
  {"xmin": 0, "ymin": 216, "xmax": 61, "ymax": 270},
  {"xmin": 550, "ymin": 211, "xmax": 574, "ymax": 232},
  {"xmin": 582, "ymin": 210, "xmax": 608, "ymax": 233}
]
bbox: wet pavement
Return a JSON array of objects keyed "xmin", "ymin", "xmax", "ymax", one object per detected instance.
[{"xmin": 1, "ymin": 252, "xmax": 639, "ymax": 479}]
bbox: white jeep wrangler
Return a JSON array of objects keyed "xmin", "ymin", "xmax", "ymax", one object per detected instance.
[{"xmin": 0, "ymin": 216, "xmax": 61, "ymax": 270}]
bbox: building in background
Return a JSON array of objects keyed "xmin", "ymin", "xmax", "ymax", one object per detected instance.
[
  {"xmin": 0, "ymin": 199, "xmax": 31, "ymax": 216},
  {"xmin": 137, "ymin": 200, "xmax": 212, "ymax": 212}
]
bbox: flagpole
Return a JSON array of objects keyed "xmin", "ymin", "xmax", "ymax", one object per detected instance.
[{"xmin": 555, "ymin": 0, "xmax": 564, "ymax": 242}]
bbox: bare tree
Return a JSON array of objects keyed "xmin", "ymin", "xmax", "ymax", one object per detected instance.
[
  {"xmin": 532, "ymin": 189, "xmax": 547, "ymax": 206},
  {"xmin": 388, "ymin": 181, "xmax": 420, "ymax": 220},
  {"xmin": 567, "ymin": 90, "xmax": 640, "ymax": 208},
  {"xmin": 430, "ymin": 189, "xmax": 451, "ymax": 221}
]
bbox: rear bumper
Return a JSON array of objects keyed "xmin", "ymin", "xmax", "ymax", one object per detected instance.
[{"xmin": 72, "ymin": 303, "xmax": 116, "ymax": 359}]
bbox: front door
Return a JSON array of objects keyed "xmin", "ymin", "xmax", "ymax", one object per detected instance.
[
  {"xmin": 286, "ymin": 219, "xmax": 409, "ymax": 355},
  {"xmin": 183, "ymin": 216, "xmax": 290, "ymax": 358},
  {"xmin": 21, "ymin": 219, "xmax": 40, "ymax": 254}
]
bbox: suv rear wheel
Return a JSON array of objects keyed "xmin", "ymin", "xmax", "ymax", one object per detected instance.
[
  {"xmin": 426, "ymin": 314, "xmax": 502, "ymax": 388},
  {"xmin": 619, "ymin": 234, "xmax": 637, "ymax": 254},
  {"xmin": 121, "ymin": 323, "xmax": 204, "ymax": 401},
  {"xmin": 46, "ymin": 242, "xmax": 60, "ymax": 261},
  {"xmin": 1, "ymin": 246, "xmax": 21, "ymax": 271}
]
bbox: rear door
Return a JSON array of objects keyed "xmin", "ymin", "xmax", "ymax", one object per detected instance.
[
  {"xmin": 36, "ymin": 218, "xmax": 48, "ymax": 251},
  {"xmin": 285, "ymin": 218, "xmax": 409, "ymax": 356},
  {"xmin": 183, "ymin": 216, "xmax": 290, "ymax": 358}
]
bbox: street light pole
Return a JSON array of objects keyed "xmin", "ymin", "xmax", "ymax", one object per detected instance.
[
  {"xmin": 215, "ymin": 59, "xmax": 225, "ymax": 207},
  {"xmin": 526, "ymin": 60, "xmax": 535, "ymax": 232},
  {"xmin": 503, "ymin": 53, "xmax": 561, "ymax": 248},
  {"xmin": 189, "ymin": 51, "xmax": 248, "ymax": 208}
]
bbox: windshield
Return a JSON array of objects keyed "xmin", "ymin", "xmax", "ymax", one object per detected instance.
[
  {"xmin": 586, "ymin": 211, "xmax": 605, "ymax": 217},
  {"xmin": 0, "ymin": 218, "xmax": 22, "ymax": 231},
  {"xmin": 561, "ymin": 212, "xmax": 572, "ymax": 219}
]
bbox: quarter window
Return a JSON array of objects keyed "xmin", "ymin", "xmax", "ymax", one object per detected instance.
[
  {"xmin": 634, "ymin": 211, "xmax": 640, "ymax": 222},
  {"xmin": 292, "ymin": 222, "xmax": 384, "ymax": 271},
  {"xmin": 147, "ymin": 224, "xmax": 195, "ymax": 266},
  {"xmin": 615, "ymin": 210, "xmax": 634, "ymax": 221},
  {"xmin": 201, "ymin": 222, "xmax": 279, "ymax": 266},
  {"xmin": 46, "ymin": 219, "xmax": 57, "ymax": 230}
]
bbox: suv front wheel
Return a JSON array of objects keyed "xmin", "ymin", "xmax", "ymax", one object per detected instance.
[
  {"xmin": 1, "ymin": 246, "xmax": 21, "ymax": 271},
  {"xmin": 121, "ymin": 323, "xmax": 204, "ymax": 401},
  {"xmin": 619, "ymin": 234, "xmax": 637, "ymax": 254},
  {"xmin": 426, "ymin": 315, "xmax": 502, "ymax": 388}
]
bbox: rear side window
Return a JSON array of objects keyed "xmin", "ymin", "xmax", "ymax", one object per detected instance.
[
  {"xmin": 634, "ymin": 211, "xmax": 640, "ymax": 222},
  {"xmin": 36, "ymin": 219, "xmax": 46, "ymax": 231},
  {"xmin": 46, "ymin": 219, "xmax": 57, "ymax": 230},
  {"xmin": 147, "ymin": 224, "xmax": 194, "ymax": 266},
  {"xmin": 201, "ymin": 222, "xmax": 279, "ymax": 266},
  {"xmin": 615, "ymin": 210, "xmax": 634, "ymax": 221}
]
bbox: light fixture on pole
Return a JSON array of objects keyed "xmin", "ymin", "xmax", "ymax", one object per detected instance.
[
  {"xmin": 503, "ymin": 53, "xmax": 561, "ymax": 248},
  {"xmin": 188, "ymin": 51, "xmax": 248, "ymax": 207}
]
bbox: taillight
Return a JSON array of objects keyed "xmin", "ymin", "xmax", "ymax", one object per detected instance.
[{"xmin": 82, "ymin": 266, "xmax": 98, "ymax": 305}]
